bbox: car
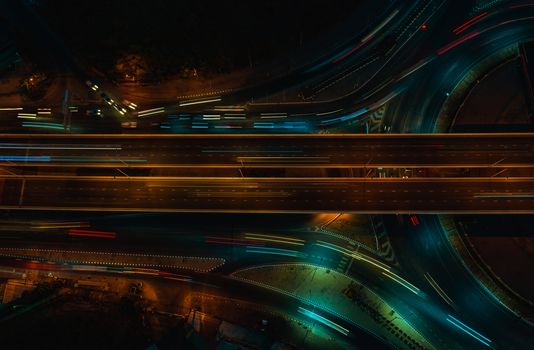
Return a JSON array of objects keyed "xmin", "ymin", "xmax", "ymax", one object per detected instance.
[
  {"xmin": 100, "ymin": 92, "xmax": 114, "ymax": 105},
  {"xmin": 123, "ymin": 100, "xmax": 138, "ymax": 110},
  {"xmin": 85, "ymin": 80, "xmax": 99, "ymax": 91},
  {"xmin": 112, "ymin": 103, "xmax": 127, "ymax": 115},
  {"xmin": 86, "ymin": 108, "xmax": 103, "ymax": 117},
  {"xmin": 121, "ymin": 121, "xmax": 137, "ymax": 128}
]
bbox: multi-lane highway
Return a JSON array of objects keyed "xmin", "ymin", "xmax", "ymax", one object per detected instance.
[
  {"xmin": 0, "ymin": 176, "xmax": 532, "ymax": 213},
  {"xmin": 1, "ymin": 133, "xmax": 533, "ymax": 169}
]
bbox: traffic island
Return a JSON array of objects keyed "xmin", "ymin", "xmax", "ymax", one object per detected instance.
[
  {"xmin": 231, "ymin": 263, "xmax": 434, "ymax": 350},
  {"xmin": 0, "ymin": 247, "xmax": 225, "ymax": 272}
]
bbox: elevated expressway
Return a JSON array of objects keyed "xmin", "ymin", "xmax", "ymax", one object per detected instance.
[
  {"xmin": 0, "ymin": 133, "xmax": 533, "ymax": 213},
  {"xmin": 0, "ymin": 133, "xmax": 533, "ymax": 168}
]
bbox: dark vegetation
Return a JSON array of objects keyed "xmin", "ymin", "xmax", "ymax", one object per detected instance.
[
  {"xmin": 37, "ymin": 0, "xmax": 360, "ymax": 81},
  {"xmin": 0, "ymin": 293, "xmax": 150, "ymax": 350}
]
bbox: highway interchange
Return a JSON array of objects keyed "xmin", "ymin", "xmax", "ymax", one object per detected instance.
[{"xmin": 0, "ymin": 0, "xmax": 533, "ymax": 349}]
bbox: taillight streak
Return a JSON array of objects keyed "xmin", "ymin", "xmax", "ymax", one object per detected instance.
[
  {"xmin": 452, "ymin": 12, "xmax": 488, "ymax": 35},
  {"xmin": 68, "ymin": 229, "xmax": 116, "ymax": 239},
  {"xmin": 437, "ymin": 31, "xmax": 480, "ymax": 55}
]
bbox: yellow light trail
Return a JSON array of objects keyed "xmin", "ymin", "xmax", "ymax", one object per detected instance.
[{"xmin": 244, "ymin": 233, "xmax": 305, "ymax": 246}]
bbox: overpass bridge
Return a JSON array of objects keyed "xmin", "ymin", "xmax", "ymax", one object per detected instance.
[
  {"xmin": 0, "ymin": 175, "xmax": 532, "ymax": 213},
  {"xmin": 0, "ymin": 133, "xmax": 532, "ymax": 213},
  {"xmin": 0, "ymin": 133, "xmax": 533, "ymax": 169}
]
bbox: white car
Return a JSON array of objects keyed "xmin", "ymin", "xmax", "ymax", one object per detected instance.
[
  {"xmin": 123, "ymin": 100, "xmax": 138, "ymax": 110},
  {"xmin": 113, "ymin": 103, "xmax": 127, "ymax": 115}
]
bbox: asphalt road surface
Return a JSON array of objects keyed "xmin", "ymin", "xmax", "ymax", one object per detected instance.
[
  {"xmin": 0, "ymin": 133, "xmax": 533, "ymax": 169},
  {"xmin": 0, "ymin": 176, "xmax": 532, "ymax": 213}
]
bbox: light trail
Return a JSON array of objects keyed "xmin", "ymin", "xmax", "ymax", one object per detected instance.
[
  {"xmin": 320, "ymin": 108, "xmax": 368, "ymax": 125},
  {"xmin": 316, "ymin": 241, "xmax": 421, "ymax": 295},
  {"xmin": 424, "ymin": 272, "xmax": 453, "ymax": 306},
  {"xmin": 315, "ymin": 241, "xmax": 391, "ymax": 272},
  {"xmin": 67, "ymin": 229, "xmax": 116, "ymax": 239},
  {"xmin": 236, "ymin": 156, "xmax": 329, "ymax": 163},
  {"xmin": 447, "ymin": 315, "xmax": 492, "ymax": 347},
  {"xmin": 260, "ymin": 115, "xmax": 287, "ymax": 119},
  {"xmin": 212, "ymin": 106, "xmax": 244, "ymax": 112},
  {"xmin": 215, "ymin": 125, "xmax": 242, "ymax": 129},
  {"xmin": 137, "ymin": 107, "xmax": 165, "ymax": 117},
  {"xmin": 32, "ymin": 221, "xmax": 90, "ymax": 229},
  {"xmin": 244, "ymin": 233, "xmax": 305, "ymax": 246},
  {"xmin": 316, "ymin": 109, "xmax": 343, "ymax": 116},
  {"xmin": 0, "ymin": 143, "xmax": 122, "ymax": 151},
  {"xmin": 382, "ymin": 271, "xmax": 420, "ymax": 295},
  {"xmin": 0, "ymin": 155, "xmax": 51, "ymax": 162},
  {"xmin": 205, "ymin": 236, "xmax": 264, "ymax": 247},
  {"xmin": 158, "ymin": 271, "xmax": 193, "ymax": 282},
  {"xmin": 22, "ymin": 122, "xmax": 64, "ymax": 130},
  {"xmin": 297, "ymin": 307, "xmax": 350, "ymax": 335},
  {"xmin": 179, "ymin": 97, "xmax": 222, "ymax": 106},
  {"xmin": 452, "ymin": 12, "xmax": 488, "ymax": 35},
  {"xmin": 245, "ymin": 246, "xmax": 302, "ymax": 258},
  {"xmin": 332, "ymin": 9, "xmax": 399, "ymax": 64},
  {"xmin": 437, "ymin": 31, "xmax": 481, "ymax": 55},
  {"xmin": 17, "ymin": 113, "xmax": 37, "ymax": 119},
  {"xmin": 223, "ymin": 114, "xmax": 246, "ymax": 120},
  {"xmin": 202, "ymin": 114, "xmax": 221, "ymax": 120},
  {"xmin": 473, "ymin": 193, "xmax": 534, "ymax": 198},
  {"xmin": 201, "ymin": 148, "xmax": 302, "ymax": 153}
]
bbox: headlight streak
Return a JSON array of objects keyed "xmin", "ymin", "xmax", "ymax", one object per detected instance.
[
  {"xmin": 297, "ymin": 307, "xmax": 350, "ymax": 335},
  {"xmin": 424, "ymin": 272, "xmax": 454, "ymax": 306},
  {"xmin": 179, "ymin": 97, "xmax": 222, "ymax": 106},
  {"xmin": 316, "ymin": 109, "xmax": 343, "ymax": 116},
  {"xmin": 245, "ymin": 246, "xmax": 303, "ymax": 258},
  {"xmin": 0, "ymin": 143, "xmax": 122, "ymax": 151},
  {"xmin": 205, "ymin": 236, "xmax": 264, "ymax": 247},
  {"xmin": 17, "ymin": 113, "xmax": 37, "ymax": 119},
  {"xmin": 22, "ymin": 122, "xmax": 65, "ymax": 130},
  {"xmin": 32, "ymin": 221, "xmax": 90, "ymax": 229},
  {"xmin": 320, "ymin": 108, "xmax": 368, "ymax": 125},
  {"xmin": 381, "ymin": 271, "xmax": 420, "ymax": 295},
  {"xmin": 243, "ymin": 233, "xmax": 305, "ymax": 246},
  {"xmin": 0, "ymin": 156, "xmax": 146, "ymax": 164},
  {"xmin": 446, "ymin": 315, "xmax": 493, "ymax": 347},
  {"xmin": 0, "ymin": 155, "xmax": 51, "ymax": 162},
  {"xmin": 137, "ymin": 107, "xmax": 165, "ymax": 117}
]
